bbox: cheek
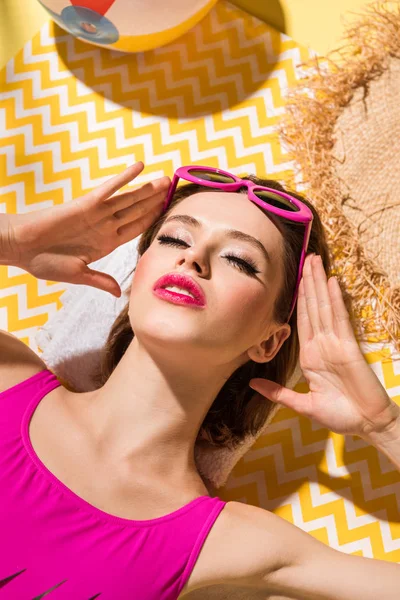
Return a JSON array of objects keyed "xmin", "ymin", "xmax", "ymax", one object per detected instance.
[
  {"xmin": 130, "ymin": 251, "xmax": 158, "ymax": 288},
  {"xmin": 128, "ymin": 252, "xmax": 160, "ymax": 330},
  {"xmin": 220, "ymin": 281, "xmax": 269, "ymax": 329},
  {"xmin": 128, "ymin": 253, "xmax": 156, "ymax": 315},
  {"xmin": 131, "ymin": 255, "xmax": 146, "ymax": 287}
]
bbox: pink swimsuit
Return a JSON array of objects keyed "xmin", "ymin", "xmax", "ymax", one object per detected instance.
[{"xmin": 0, "ymin": 369, "xmax": 227, "ymax": 599}]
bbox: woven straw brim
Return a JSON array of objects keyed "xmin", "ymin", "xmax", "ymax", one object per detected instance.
[{"xmin": 277, "ymin": 0, "xmax": 400, "ymax": 352}]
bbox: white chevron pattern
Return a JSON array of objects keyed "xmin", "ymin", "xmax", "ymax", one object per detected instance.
[{"xmin": 0, "ymin": 0, "xmax": 399, "ymax": 565}]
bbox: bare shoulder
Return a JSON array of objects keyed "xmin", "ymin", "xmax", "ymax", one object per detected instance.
[
  {"xmin": 181, "ymin": 501, "xmax": 400, "ymax": 600},
  {"xmin": 180, "ymin": 500, "xmax": 289, "ymax": 596},
  {"xmin": 0, "ymin": 330, "xmax": 47, "ymax": 394},
  {"xmin": 180, "ymin": 499, "xmax": 335, "ymax": 598}
]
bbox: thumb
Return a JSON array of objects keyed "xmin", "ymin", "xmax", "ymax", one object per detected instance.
[
  {"xmin": 249, "ymin": 378, "xmax": 310, "ymax": 415},
  {"xmin": 79, "ymin": 266, "xmax": 122, "ymax": 298}
]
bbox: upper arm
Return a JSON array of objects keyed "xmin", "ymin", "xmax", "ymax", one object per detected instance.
[
  {"xmin": 0, "ymin": 330, "xmax": 47, "ymax": 394},
  {"xmin": 185, "ymin": 500, "xmax": 334, "ymax": 594},
  {"xmin": 188, "ymin": 501, "xmax": 364, "ymax": 600}
]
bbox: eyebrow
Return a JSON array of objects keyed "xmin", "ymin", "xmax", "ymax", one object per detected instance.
[{"xmin": 163, "ymin": 214, "xmax": 271, "ymax": 264}]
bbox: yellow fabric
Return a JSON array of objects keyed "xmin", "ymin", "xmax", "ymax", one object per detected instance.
[{"xmin": 1, "ymin": 0, "xmax": 399, "ymax": 565}]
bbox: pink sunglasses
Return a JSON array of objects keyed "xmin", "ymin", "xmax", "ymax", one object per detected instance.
[{"xmin": 162, "ymin": 166, "xmax": 314, "ymax": 322}]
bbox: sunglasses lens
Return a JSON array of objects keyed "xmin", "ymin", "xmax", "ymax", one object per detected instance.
[
  {"xmin": 254, "ymin": 189, "xmax": 299, "ymax": 212},
  {"xmin": 185, "ymin": 169, "xmax": 300, "ymax": 211},
  {"xmin": 187, "ymin": 168, "xmax": 236, "ymax": 184}
]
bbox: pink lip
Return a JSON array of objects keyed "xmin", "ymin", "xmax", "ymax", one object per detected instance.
[{"xmin": 153, "ymin": 273, "xmax": 206, "ymax": 307}]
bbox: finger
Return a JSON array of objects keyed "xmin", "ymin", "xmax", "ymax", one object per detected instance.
[
  {"xmin": 311, "ymin": 254, "xmax": 334, "ymax": 334},
  {"xmin": 328, "ymin": 276, "xmax": 355, "ymax": 341},
  {"xmin": 130, "ymin": 176, "xmax": 171, "ymax": 204},
  {"xmin": 104, "ymin": 176, "xmax": 171, "ymax": 214},
  {"xmin": 114, "ymin": 189, "xmax": 167, "ymax": 226},
  {"xmin": 92, "ymin": 162, "xmax": 145, "ymax": 201},
  {"xmin": 116, "ymin": 202, "xmax": 165, "ymax": 244},
  {"xmin": 110, "ymin": 176, "xmax": 170, "ymax": 210},
  {"xmin": 79, "ymin": 266, "xmax": 122, "ymax": 298},
  {"xmin": 302, "ymin": 254, "xmax": 321, "ymax": 334},
  {"xmin": 249, "ymin": 378, "xmax": 311, "ymax": 416},
  {"xmin": 297, "ymin": 277, "xmax": 313, "ymax": 343}
]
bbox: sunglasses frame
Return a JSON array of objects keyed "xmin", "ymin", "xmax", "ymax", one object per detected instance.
[{"xmin": 162, "ymin": 166, "xmax": 314, "ymax": 322}]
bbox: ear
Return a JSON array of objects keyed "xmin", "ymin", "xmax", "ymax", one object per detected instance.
[{"xmin": 247, "ymin": 323, "xmax": 291, "ymax": 364}]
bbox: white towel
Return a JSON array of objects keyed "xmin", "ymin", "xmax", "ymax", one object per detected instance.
[{"xmin": 35, "ymin": 236, "xmax": 303, "ymax": 490}]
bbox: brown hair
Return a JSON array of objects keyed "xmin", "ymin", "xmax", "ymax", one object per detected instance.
[{"xmin": 93, "ymin": 176, "xmax": 333, "ymax": 449}]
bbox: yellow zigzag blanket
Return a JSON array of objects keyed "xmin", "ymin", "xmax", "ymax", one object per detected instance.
[{"xmin": 0, "ymin": 0, "xmax": 399, "ymax": 568}]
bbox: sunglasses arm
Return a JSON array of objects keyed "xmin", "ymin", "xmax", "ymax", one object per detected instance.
[
  {"xmin": 287, "ymin": 219, "xmax": 313, "ymax": 322},
  {"xmin": 163, "ymin": 174, "xmax": 180, "ymax": 213}
]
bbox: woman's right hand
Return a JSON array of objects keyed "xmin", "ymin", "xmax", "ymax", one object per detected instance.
[{"xmin": 6, "ymin": 162, "xmax": 170, "ymax": 297}]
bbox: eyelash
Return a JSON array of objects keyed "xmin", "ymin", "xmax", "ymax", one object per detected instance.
[{"xmin": 156, "ymin": 234, "xmax": 261, "ymax": 276}]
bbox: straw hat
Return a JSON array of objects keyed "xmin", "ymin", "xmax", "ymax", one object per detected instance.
[{"xmin": 277, "ymin": 0, "xmax": 400, "ymax": 352}]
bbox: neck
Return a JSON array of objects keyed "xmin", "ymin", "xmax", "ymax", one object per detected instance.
[{"xmin": 68, "ymin": 337, "xmax": 239, "ymax": 480}]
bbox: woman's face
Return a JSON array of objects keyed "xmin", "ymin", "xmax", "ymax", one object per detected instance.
[{"xmin": 129, "ymin": 191, "xmax": 289, "ymax": 367}]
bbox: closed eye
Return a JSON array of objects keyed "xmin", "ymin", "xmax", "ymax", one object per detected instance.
[{"xmin": 156, "ymin": 234, "xmax": 261, "ymax": 276}]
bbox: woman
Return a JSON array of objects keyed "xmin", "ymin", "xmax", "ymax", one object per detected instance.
[{"xmin": 0, "ymin": 162, "xmax": 399, "ymax": 599}]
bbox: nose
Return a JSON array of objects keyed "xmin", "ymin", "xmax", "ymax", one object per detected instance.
[{"xmin": 175, "ymin": 244, "xmax": 210, "ymax": 275}]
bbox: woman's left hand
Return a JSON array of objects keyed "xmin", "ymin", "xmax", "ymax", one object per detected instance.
[{"xmin": 249, "ymin": 254, "xmax": 400, "ymax": 440}]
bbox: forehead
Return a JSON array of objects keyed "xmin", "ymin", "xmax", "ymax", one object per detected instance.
[{"xmin": 168, "ymin": 191, "xmax": 283, "ymax": 252}]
